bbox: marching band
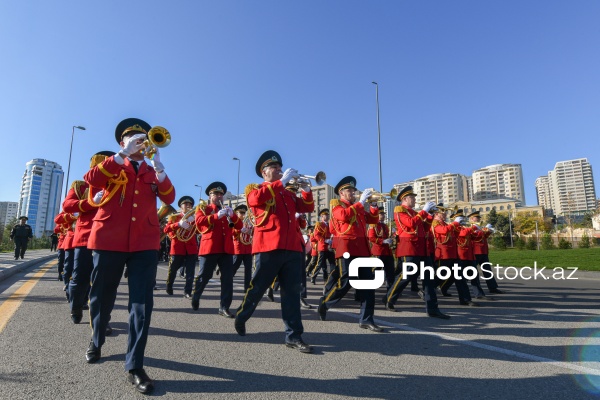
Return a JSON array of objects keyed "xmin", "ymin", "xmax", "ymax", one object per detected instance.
[{"xmin": 52, "ymin": 118, "xmax": 503, "ymax": 395}]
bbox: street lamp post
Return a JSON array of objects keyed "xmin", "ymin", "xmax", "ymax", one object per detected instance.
[
  {"xmin": 194, "ymin": 184, "xmax": 203, "ymax": 201},
  {"xmin": 233, "ymin": 157, "xmax": 240, "ymax": 200},
  {"xmin": 372, "ymin": 82, "xmax": 383, "ymax": 193},
  {"xmin": 64, "ymin": 125, "xmax": 86, "ymax": 198}
]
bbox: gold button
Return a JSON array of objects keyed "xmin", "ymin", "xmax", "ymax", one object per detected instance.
[
  {"xmin": 135, "ymin": 190, "xmax": 139, "ymax": 194},
  {"xmin": 132, "ymin": 217, "xmax": 136, "ymax": 221},
  {"xmin": 133, "ymin": 203, "xmax": 138, "ymax": 207},
  {"xmin": 137, "ymin": 178, "xmax": 140, "ymax": 181}
]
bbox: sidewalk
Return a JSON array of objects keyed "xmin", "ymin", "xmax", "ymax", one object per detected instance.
[{"xmin": 0, "ymin": 249, "xmax": 58, "ymax": 282}]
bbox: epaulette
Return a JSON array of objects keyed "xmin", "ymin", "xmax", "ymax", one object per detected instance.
[
  {"xmin": 167, "ymin": 213, "xmax": 180, "ymax": 223},
  {"xmin": 245, "ymin": 183, "xmax": 260, "ymax": 199},
  {"xmin": 330, "ymin": 199, "xmax": 341, "ymax": 208},
  {"xmin": 394, "ymin": 205, "xmax": 406, "ymax": 213},
  {"xmin": 70, "ymin": 180, "xmax": 86, "ymax": 199},
  {"xmin": 431, "ymin": 220, "xmax": 440, "ymax": 228}
]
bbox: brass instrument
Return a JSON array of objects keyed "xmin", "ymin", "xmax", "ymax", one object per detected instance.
[
  {"xmin": 219, "ymin": 201, "xmax": 235, "ymax": 228},
  {"xmin": 290, "ymin": 171, "xmax": 326, "ymax": 189},
  {"xmin": 355, "ymin": 187, "xmax": 398, "ymax": 203},
  {"xmin": 239, "ymin": 213, "xmax": 254, "ymax": 246},
  {"xmin": 142, "ymin": 126, "xmax": 171, "ymax": 160},
  {"xmin": 158, "ymin": 202, "xmax": 177, "ymax": 241},
  {"xmin": 176, "ymin": 207, "xmax": 198, "ymax": 242}
]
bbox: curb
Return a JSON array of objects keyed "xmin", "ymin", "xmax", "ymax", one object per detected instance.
[{"xmin": 0, "ymin": 254, "xmax": 57, "ymax": 283}]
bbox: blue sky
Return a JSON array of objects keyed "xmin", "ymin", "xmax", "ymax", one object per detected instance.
[{"xmin": 1, "ymin": 1, "xmax": 598, "ymax": 206}]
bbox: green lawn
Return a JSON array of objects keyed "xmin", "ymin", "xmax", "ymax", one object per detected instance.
[{"xmin": 489, "ymin": 247, "xmax": 600, "ymax": 271}]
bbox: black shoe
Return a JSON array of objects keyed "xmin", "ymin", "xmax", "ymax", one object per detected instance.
[
  {"xmin": 105, "ymin": 324, "xmax": 113, "ymax": 336},
  {"xmin": 381, "ymin": 296, "xmax": 387, "ymax": 305},
  {"xmin": 127, "ymin": 368, "xmax": 154, "ymax": 394},
  {"xmin": 266, "ymin": 288, "xmax": 274, "ymax": 302},
  {"xmin": 82, "ymin": 303, "xmax": 89, "ymax": 310},
  {"xmin": 411, "ymin": 287, "xmax": 419, "ymax": 292},
  {"xmin": 58, "ymin": 275, "xmax": 62, "ymax": 281},
  {"xmin": 428, "ymin": 310, "xmax": 451, "ymax": 320},
  {"xmin": 300, "ymin": 299, "xmax": 312, "ymax": 309},
  {"xmin": 489, "ymin": 289, "xmax": 504, "ymax": 294},
  {"xmin": 385, "ymin": 302, "xmax": 396, "ymax": 312},
  {"xmin": 14, "ymin": 257, "xmax": 18, "ymax": 260},
  {"xmin": 234, "ymin": 319, "xmax": 246, "ymax": 336},
  {"xmin": 460, "ymin": 301, "xmax": 480, "ymax": 307},
  {"xmin": 476, "ymin": 295, "xmax": 495, "ymax": 301},
  {"xmin": 286, "ymin": 340, "xmax": 313, "ymax": 353},
  {"xmin": 85, "ymin": 341, "xmax": 101, "ymax": 363},
  {"xmin": 178, "ymin": 268, "xmax": 185, "ymax": 279},
  {"xmin": 191, "ymin": 299, "xmax": 199, "ymax": 311},
  {"xmin": 323, "ymin": 273, "xmax": 328, "ymax": 282},
  {"xmin": 317, "ymin": 298, "xmax": 327, "ymax": 321},
  {"xmin": 166, "ymin": 287, "xmax": 173, "ymax": 296},
  {"xmin": 184, "ymin": 293, "xmax": 192, "ymax": 299},
  {"xmin": 310, "ymin": 276, "xmax": 316, "ymax": 285},
  {"xmin": 71, "ymin": 311, "xmax": 82, "ymax": 324},
  {"xmin": 123, "ymin": 267, "xmax": 128, "ymax": 279},
  {"xmin": 441, "ymin": 291, "xmax": 452, "ymax": 297},
  {"xmin": 359, "ymin": 323, "xmax": 384, "ymax": 332},
  {"xmin": 218, "ymin": 309, "xmax": 235, "ymax": 318},
  {"xmin": 20, "ymin": 256, "xmax": 24, "ymax": 260}
]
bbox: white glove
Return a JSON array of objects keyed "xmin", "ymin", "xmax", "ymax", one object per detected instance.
[
  {"xmin": 186, "ymin": 215, "xmax": 195, "ymax": 223},
  {"xmin": 370, "ymin": 202, "xmax": 378, "ymax": 208},
  {"xmin": 178, "ymin": 220, "xmax": 190, "ymax": 229},
  {"xmin": 217, "ymin": 209, "xmax": 228, "ymax": 219},
  {"xmin": 383, "ymin": 238, "xmax": 393, "ymax": 245},
  {"xmin": 359, "ymin": 189, "xmax": 373, "ymax": 205},
  {"xmin": 241, "ymin": 227, "xmax": 250, "ymax": 234},
  {"xmin": 226, "ymin": 207, "xmax": 234, "ymax": 217},
  {"xmin": 119, "ymin": 133, "xmax": 146, "ymax": 157},
  {"xmin": 295, "ymin": 212, "xmax": 302, "ymax": 219},
  {"xmin": 325, "ymin": 238, "xmax": 332, "ymax": 245},
  {"xmin": 73, "ymin": 212, "xmax": 80, "ymax": 217},
  {"xmin": 454, "ymin": 216, "xmax": 465, "ymax": 224},
  {"xmin": 486, "ymin": 223, "xmax": 493, "ymax": 230},
  {"xmin": 423, "ymin": 201, "xmax": 436, "ymax": 213},
  {"xmin": 299, "ymin": 182, "xmax": 311, "ymax": 192},
  {"xmin": 280, "ymin": 168, "xmax": 297, "ymax": 186},
  {"xmin": 92, "ymin": 190, "xmax": 104, "ymax": 204},
  {"xmin": 150, "ymin": 148, "xmax": 165, "ymax": 173}
]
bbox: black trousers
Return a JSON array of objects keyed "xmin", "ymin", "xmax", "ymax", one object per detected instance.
[
  {"xmin": 167, "ymin": 254, "xmax": 196, "ymax": 294},
  {"xmin": 311, "ymin": 251, "xmax": 335, "ymax": 279},
  {"xmin": 386, "ymin": 256, "xmax": 440, "ymax": 313},
  {"xmin": 377, "ymin": 255, "xmax": 396, "ymax": 291},
  {"xmin": 437, "ymin": 258, "xmax": 472, "ymax": 302},
  {"xmin": 14, "ymin": 238, "xmax": 29, "ymax": 259},
  {"xmin": 233, "ymin": 253, "xmax": 253, "ymax": 290},
  {"xmin": 236, "ymin": 250, "xmax": 304, "ymax": 342},
  {"xmin": 475, "ymin": 254, "xmax": 499, "ymax": 291},
  {"xmin": 57, "ymin": 249, "xmax": 65, "ymax": 277},
  {"xmin": 321, "ymin": 256, "xmax": 376, "ymax": 325},
  {"xmin": 69, "ymin": 247, "xmax": 93, "ymax": 313},
  {"xmin": 63, "ymin": 249, "xmax": 75, "ymax": 286},
  {"xmin": 89, "ymin": 249, "xmax": 157, "ymax": 371},
  {"xmin": 192, "ymin": 253, "xmax": 234, "ymax": 310}
]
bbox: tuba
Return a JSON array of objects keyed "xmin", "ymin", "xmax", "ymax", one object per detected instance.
[
  {"xmin": 239, "ymin": 213, "xmax": 254, "ymax": 246},
  {"xmin": 142, "ymin": 126, "xmax": 171, "ymax": 160}
]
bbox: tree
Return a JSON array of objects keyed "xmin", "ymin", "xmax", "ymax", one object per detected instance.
[
  {"xmin": 486, "ymin": 209, "xmax": 513, "ymax": 246},
  {"xmin": 513, "ymin": 212, "xmax": 545, "ymax": 235},
  {"xmin": 1, "ymin": 217, "xmax": 18, "ymax": 252},
  {"xmin": 579, "ymin": 232, "xmax": 591, "ymax": 248},
  {"xmin": 541, "ymin": 233, "xmax": 555, "ymax": 250},
  {"xmin": 491, "ymin": 235, "xmax": 507, "ymax": 250}
]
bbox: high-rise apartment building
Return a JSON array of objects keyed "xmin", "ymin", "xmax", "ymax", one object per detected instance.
[
  {"xmin": 471, "ymin": 164, "xmax": 525, "ymax": 203},
  {"xmin": 0, "ymin": 201, "xmax": 19, "ymax": 227},
  {"xmin": 17, "ymin": 159, "xmax": 64, "ymax": 237},
  {"xmin": 545, "ymin": 158, "xmax": 596, "ymax": 217},
  {"xmin": 411, "ymin": 173, "xmax": 469, "ymax": 206},
  {"xmin": 534, "ymin": 176, "xmax": 553, "ymax": 214}
]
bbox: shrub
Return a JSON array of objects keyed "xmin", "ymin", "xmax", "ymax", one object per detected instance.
[
  {"xmin": 492, "ymin": 235, "xmax": 507, "ymax": 250},
  {"xmin": 526, "ymin": 237, "xmax": 538, "ymax": 250},
  {"xmin": 541, "ymin": 233, "xmax": 555, "ymax": 250},
  {"xmin": 579, "ymin": 233, "xmax": 591, "ymax": 249},
  {"xmin": 515, "ymin": 236, "xmax": 526, "ymax": 250},
  {"xmin": 558, "ymin": 238, "xmax": 572, "ymax": 249}
]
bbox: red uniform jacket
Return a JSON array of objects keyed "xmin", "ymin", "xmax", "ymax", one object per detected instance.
[
  {"xmin": 54, "ymin": 212, "xmax": 77, "ymax": 250},
  {"xmin": 309, "ymin": 233, "xmax": 318, "ymax": 256},
  {"xmin": 472, "ymin": 226, "xmax": 492, "ymax": 255},
  {"xmin": 54, "ymin": 225, "xmax": 66, "ymax": 248},
  {"xmin": 195, "ymin": 203, "xmax": 243, "ymax": 256},
  {"xmin": 394, "ymin": 205, "xmax": 429, "ymax": 257},
  {"xmin": 84, "ymin": 156, "xmax": 176, "ymax": 252},
  {"xmin": 457, "ymin": 225, "xmax": 483, "ymax": 261},
  {"xmin": 368, "ymin": 222, "xmax": 393, "ymax": 256},
  {"xmin": 62, "ymin": 181, "xmax": 101, "ymax": 248},
  {"xmin": 423, "ymin": 215, "xmax": 435, "ymax": 256},
  {"xmin": 330, "ymin": 199, "xmax": 378, "ymax": 258},
  {"xmin": 313, "ymin": 221, "xmax": 332, "ymax": 252},
  {"xmin": 432, "ymin": 220, "xmax": 460, "ymax": 260},
  {"xmin": 232, "ymin": 223, "xmax": 253, "ymax": 255},
  {"xmin": 247, "ymin": 180, "xmax": 314, "ymax": 253},
  {"xmin": 164, "ymin": 213, "xmax": 200, "ymax": 256}
]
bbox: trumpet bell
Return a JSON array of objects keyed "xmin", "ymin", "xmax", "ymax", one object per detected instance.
[
  {"xmin": 143, "ymin": 126, "xmax": 171, "ymax": 159},
  {"xmin": 314, "ymin": 171, "xmax": 326, "ymax": 186}
]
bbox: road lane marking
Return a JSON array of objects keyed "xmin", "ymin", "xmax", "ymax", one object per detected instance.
[{"xmin": 0, "ymin": 260, "xmax": 55, "ymax": 333}]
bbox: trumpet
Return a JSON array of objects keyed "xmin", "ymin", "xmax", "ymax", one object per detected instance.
[
  {"xmin": 289, "ymin": 171, "xmax": 326, "ymax": 189},
  {"xmin": 219, "ymin": 201, "xmax": 235, "ymax": 228},
  {"xmin": 142, "ymin": 126, "xmax": 171, "ymax": 160},
  {"xmin": 356, "ymin": 187, "xmax": 398, "ymax": 202}
]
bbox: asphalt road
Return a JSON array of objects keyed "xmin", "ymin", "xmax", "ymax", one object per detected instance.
[{"xmin": 0, "ymin": 259, "xmax": 599, "ymax": 399}]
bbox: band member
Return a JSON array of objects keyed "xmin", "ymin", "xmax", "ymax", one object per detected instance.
[
  {"xmin": 455, "ymin": 211, "xmax": 488, "ymax": 299},
  {"xmin": 54, "ymin": 223, "xmax": 66, "ymax": 280},
  {"xmin": 368, "ymin": 207, "xmax": 395, "ymax": 292},
  {"xmin": 469, "ymin": 211, "xmax": 503, "ymax": 294},
  {"xmin": 50, "ymin": 232, "xmax": 59, "ymax": 252},
  {"xmin": 309, "ymin": 209, "xmax": 335, "ymax": 284},
  {"xmin": 62, "ymin": 151, "xmax": 115, "ymax": 324},
  {"xmin": 317, "ymin": 177, "xmax": 383, "ymax": 332},
  {"xmin": 191, "ymin": 182, "xmax": 242, "ymax": 317},
  {"xmin": 384, "ymin": 186, "xmax": 450, "ymax": 319},
  {"xmin": 433, "ymin": 207, "xmax": 479, "ymax": 306},
  {"xmin": 10, "ymin": 216, "xmax": 33, "ymax": 260},
  {"xmin": 164, "ymin": 196, "xmax": 199, "ymax": 298},
  {"xmin": 232, "ymin": 204, "xmax": 253, "ymax": 291},
  {"xmin": 304, "ymin": 225, "xmax": 317, "ymax": 274},
  {"xmin": 54, "ymin": 212, "xmax": 77, "ymax": 296},
  {"xmin": 83, "ymin": 118, "xmax": 176, "ymax": 395},
  {"xmin": 235, "ymin": 150, "xmax": 314, "ymax": 353}
]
